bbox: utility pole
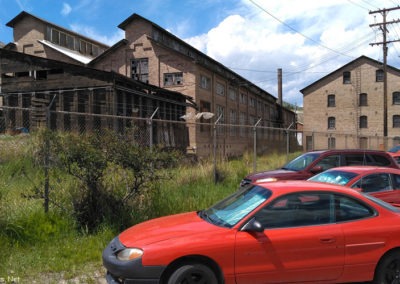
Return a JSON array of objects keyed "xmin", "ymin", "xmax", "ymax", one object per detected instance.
[{"xmin": 369, "ymin": 7, "xmax": 400, "ymax": 141}]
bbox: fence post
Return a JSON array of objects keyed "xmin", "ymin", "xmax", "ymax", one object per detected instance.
[
  {"xmin": 213, "ymin": 114, "xmax": 222, "ymax": 184},
  {"xmin": 148, "ymin": 107, "xmax": 159, "ymax": 151},
  {"xmin": 286, "ymin": 122, "xmax": 294, "ymax": 162},
  {"xmin": 44, "ymin": 94, "xmax": 57, "ymax": 213},
  {"xmin": 253, "ymin": 118, "xmax": 262, "ymax": 173}
]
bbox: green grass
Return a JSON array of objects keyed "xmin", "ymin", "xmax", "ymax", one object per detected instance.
[{"xmin": 0, "ymin": 135, "xmax": 301, "ymax": 282}]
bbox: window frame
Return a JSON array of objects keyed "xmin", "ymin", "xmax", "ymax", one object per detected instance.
[
  {"xmin": 228, "ymin": 88, "xmax": 237, "ymax": 101},
  {"xmin": 253, "ymin": 192, "xmax": 376, "ymax": 229},
  {"xmin": 328, "ymin": 117, "xmax": 336, "ymax": 129},
  {"xmin": 343, "ymin": 71, "xmax": 351, "ymax": 84},
  {"xmin": 200, "ymin": 75, "xmax": 211, "ymax": 90},
  {"xmin": 216, "ymin": 82, "xmax": 225, "ymax": 96},
  {"xmin": 327, "ymin": 94, "xmax": 335, "ymax": 107},
  {"xmin": 131, "ymin": 58, "xmax": 149, "ymax": 83},
  {"xmin": 359, "ymin": 93, "xmax": 368, "ymax": 106},
  {"xmin": 359, "ymin": 115, "xmax": 368, "ymax": 128},
  {"xmin": 376, "ymin": 69, "xmax": 384, "ymax": 82},
  {"xmin": 164, "ymin": 72, "xmax": 183, "ymax": 86},
  {"xmin": 393, "ymin": 92, "xmax": 400, "ymax": 105},
  {"xmin": 328, "ymin": 137, "xmax": 336, "ymax": 149},
  {"xmin": 393, "ymin": 115, "xmax": 400, "ymax": 128}
]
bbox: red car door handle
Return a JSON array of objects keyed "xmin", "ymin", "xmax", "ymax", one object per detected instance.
[{"xmin": 320, "ymin": 237, "xmax": 336, "ymax": 244}]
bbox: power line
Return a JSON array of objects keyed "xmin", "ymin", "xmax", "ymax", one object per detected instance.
[
  {"xmin": 369, "ymin": 6, "xmax": 400, "ymax": 137},
  {"xmin": 347, "ymin": 0, "xmax": 372, "ymax": 11},
  {"xmin": 248, "ymin": 0, "xmax": 355, "ymax": 58}
]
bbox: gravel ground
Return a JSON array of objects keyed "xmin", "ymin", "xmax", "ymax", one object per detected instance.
[{"xmin": 16, "ymin": 268, "xmax": 107, "ymax": 284}]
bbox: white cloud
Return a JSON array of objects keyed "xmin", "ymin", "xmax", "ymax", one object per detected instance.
[
  {"xmin": 61, "ymin": 3, "xmax": 72, "ymax": 16},
  {"xmin": 183, "ymin": 0, "xmax": 400, "ymax": 106}
]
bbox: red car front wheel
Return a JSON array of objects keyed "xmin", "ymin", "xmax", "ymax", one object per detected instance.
[{"xmin": 167, "ymin": 263, "xmax": 218, "ymax": 284}]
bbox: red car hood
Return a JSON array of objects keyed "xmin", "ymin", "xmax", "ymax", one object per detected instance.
[{"xmin": 119, "ymin": 211, "xmax": 219, "ymax": 247}]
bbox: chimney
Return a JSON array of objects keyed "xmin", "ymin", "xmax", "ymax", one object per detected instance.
[{"xmin": 278, "ymin": 68, "xmax": 282, "ymax": 106}]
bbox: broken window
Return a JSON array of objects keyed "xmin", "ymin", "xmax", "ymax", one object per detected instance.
[
  {"xmin": 131, "ymin": 58, "xmax": 149, "ymax": 83},
  {"xmin": 164, "ymin": 72, "xmax": 183, "ymax": 86}
]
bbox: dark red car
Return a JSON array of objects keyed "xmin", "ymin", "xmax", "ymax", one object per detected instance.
[
  {"xmin": 241, "ymin": 149, "xmax": 399, "ymax": 187},
  {"xmin": 102, "ymin": 181, "xmax": 400, "ymax": 283}
]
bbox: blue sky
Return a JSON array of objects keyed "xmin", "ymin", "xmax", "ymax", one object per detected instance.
[{"xmin": 2, "ymin": 0, "xmax": 400, "ymax": 107}]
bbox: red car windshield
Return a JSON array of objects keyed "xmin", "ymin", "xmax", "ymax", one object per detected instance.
[
  {"xmin": 200, "ymin": 185, "xmax": 272, "ymax": 228},
  {"xmin": 309, "ymin": 170, "xmax": 358, "ymax": 185}
]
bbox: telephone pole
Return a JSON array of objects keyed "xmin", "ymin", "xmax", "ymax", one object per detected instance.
[{"xmin": 369, "ymin": 7, "xmax": 400, "ymax": 140}]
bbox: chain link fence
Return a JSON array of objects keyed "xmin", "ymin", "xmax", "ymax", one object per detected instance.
[{"xmin": 1, "ymin": 106, "xmax": 398, "ymax": 173}]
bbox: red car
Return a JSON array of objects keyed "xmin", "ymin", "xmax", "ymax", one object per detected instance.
[
  {"xmin": 240, "ymin": 149, "xmax": 399, "ymax": 187},
  {"xmin": 309, "ymin": 166, "xmax": 400, "ymax": 206},
  {"xmin": 102, "ymin": 181, "xmax": 400, "ymax": 283},
  {"xmin": 388, "ymin": 145, "xmax": 400, "ymax": 164}
]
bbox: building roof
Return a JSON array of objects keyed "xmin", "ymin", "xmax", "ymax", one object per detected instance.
[
  {"xmin": 6, "ymin": 11, "xmax": 109, "ymax": 49},
  {"xmin": 300, "ymin": 55, "xmax": 400, "ymax": 94},
  {"xmin": 88, "ymin": 39, "xmax": 129, "ymax": 66},
  {"xmin": 39, "ymin": 40, "xmax": 94, "ymax": 64}
]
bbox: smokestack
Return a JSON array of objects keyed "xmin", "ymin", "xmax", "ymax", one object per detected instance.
[{"xmin": 278, "ymin": 68, "xmax": 282, "ymax": 106}]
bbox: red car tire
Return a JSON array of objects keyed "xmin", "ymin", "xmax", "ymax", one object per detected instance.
[
  {"xmin": 167, "ymin": 263, "xmax": 218, "ymax": 284},
  {"xmin": 374, "ymin": 249, "xmax": 400, "ymax": 284}
]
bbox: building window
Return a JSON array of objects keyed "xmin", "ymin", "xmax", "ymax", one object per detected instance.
[
  {"xmin": 240, "ymin": 93, "xmax": 247, "ymax": 105},
  {"xmin": 360, "ymin": 116, "xmax": 368, "ymax": 128},
  {"xmin": 240, "ymin": 112, "xmax": 246, "ymax": 137},
  {"xmin": 216, "ymin": 82, "xmax": 225, "ymax": 96},
  {"xmin": 131, "ymin": 58, "xmax": 149, "ymax": 83},
  {"xmin": 51, "ymin": 29, "xmax": 60, "ymax": 45},
  {"xmin": 257, "ymin": 100, "xmax": 262, "ymax": 113},
  {"xmin": 394, "ymin": 115, "xmax": 400, "ymax": 128},
  {"xmin": 228, "ymin": 88, "xmax": 237, "ymax": 101},
  {"xmin": 200, "ymin": 100, "xmax": 211, "ymax": 132},
  {"xmin": 359, "ymin": 93, "xmax": 368, "ymax": 106},
  {"xmin": 376, "ymin": 69, "xmax": 384, "ymax": 82},
  {"xmin": 328, "ymin": 137, "xmax": 336, "ymax": 149},
  {"xmin": 328, "ymin": 117, "xmax": 335, "ymax": 129},
  {"xmin": 230, "ymin": 109, "xmax": 237, "ymax": 136},
  {"xmin": 343, "ymin": 71, "xmax": 351, "ymax": 84},
  {"xmin": 216, "ymin": 105, "xmax": 225, "ymax": 136},
  {"xmin": 359, "ymin": 137, "xmax": 368, "ymax": 149},
  {"xmin": 249, "ymin": 97, "xmax": 256, "ymax": 108},
  {"xmin": 200, "ymin": 75, "xmax": 211, "ymax": 90},
  {"xmin": 164, "ymin": 72, "xmax": 183, "ymax": 86},
  {"xmin": 327, "ymin": 94, "xmax": 335, "ymax": 107},
  {"xmin": 393, "ymin": 92, "xmax": 400, "ymax": 105},
  {"xmin": 46, "ymin": 26, "xmax": 104, "ymax": 56}
]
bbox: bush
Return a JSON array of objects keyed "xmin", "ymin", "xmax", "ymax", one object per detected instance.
[{"xmin": 32, "ymin": 130, "xmax": 182, "ymax": 232}]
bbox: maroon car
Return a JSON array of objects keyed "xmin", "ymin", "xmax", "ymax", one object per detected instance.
[{"xmin": 241, "ymin": 149, "xmax": 399, "ymax": 187}]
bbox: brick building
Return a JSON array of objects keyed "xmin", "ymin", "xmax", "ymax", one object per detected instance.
[
  {"xmin": 0, "ymin": 48, "xmax": 193, "ymax": 149},
  {"xmin": 3, "ymin": 11, "xmax": 296, "ymax": 157},
  {"xmin": 301, "ymin": 56, "xmax": 400, "ymax": 151}
]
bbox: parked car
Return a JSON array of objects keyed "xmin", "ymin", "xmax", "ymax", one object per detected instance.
[
  {"xmin": 388, "ymin": 145, "xmax": 400, "ymax": 153},
  {"xmin": 388, "ymin": 145, "xmax": 400, "ymax": 163},
  {"xmin": 103, "ymin": 180, "xmax": 400, "ymax": 284},
  {"xmin": 308, "ymin": 166, "xmax": 400, "ymax": 206},
  {"xmin": 240, "ymin": 149, "xmax": 399, "ymax": 187}
]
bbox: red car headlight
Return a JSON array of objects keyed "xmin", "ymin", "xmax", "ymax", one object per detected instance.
[{"xmin": 117, "ymin": 248, "xmax": 143, "ymax": 261}]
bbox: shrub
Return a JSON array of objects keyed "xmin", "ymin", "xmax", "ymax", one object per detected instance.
[{"xmin": 32, "ymin": 129, "xmax": 182, "ymax": 232}]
